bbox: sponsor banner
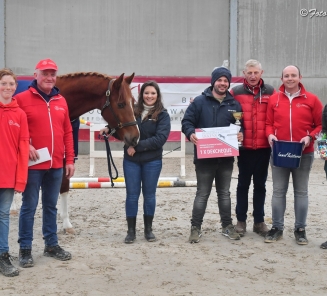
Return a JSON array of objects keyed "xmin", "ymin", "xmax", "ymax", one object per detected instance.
[
  {"xmin": 195, "ymin": 126, "xmax": 239, "ymax": 158},
  {"xmin": 16, "ymin": 75, "xmax": 242, "ymax": 142},
  {"xmin": 79, "ymin": 76, "xmax": 242, "ymax": 127}
]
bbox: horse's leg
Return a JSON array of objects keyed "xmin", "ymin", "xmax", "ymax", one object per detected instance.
[
  {"xmin": 59, "ymin": 119, "xmax": 79, "ymax": 234},
  {"xmin": 60, "ymin": 191, "xmax": 75, "ymax": 234},
  {"xmin": 59, "ymin": 166, "xmax": 75, "ymax": 234}
]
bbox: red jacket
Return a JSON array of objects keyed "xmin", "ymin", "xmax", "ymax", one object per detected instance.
[
  {"xmin": 15, "ymin": 87, "xmax": 74, "ymax": 169},
  {"xmin": 230, "ymin": 79, "xmax": 275, "ymax": 149},
  {"xmin": 0, "ymin": 98, "xmax": 29, "ymax": 191},
  {"xmin": 266, "ymin": 83, "xmax": 323, "ymax": 154}
]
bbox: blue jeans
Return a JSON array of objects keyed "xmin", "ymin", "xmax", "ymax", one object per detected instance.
[
  {"xmin": 191, "ymin": 158, "xmax": 234, "ymax": 228},
  {"xmin": 123, "ymin": 159, "xmax": 162, "ymax": 217},
  {"xmin": 0, "ymin": 189, "xmax": 14, "ymax": 254},
  {"xmin": 270, "ymin": 152, "xmax": 314, "ymax": 230},
  {"xmin": 236, "ymin": 148, "xmax": 271, "ymax": 223},
  {"xmin": 18, "ymin": 168, "xmax": 63, "ymax": 249}
]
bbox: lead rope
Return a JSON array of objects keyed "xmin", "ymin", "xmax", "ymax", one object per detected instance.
[
  {"xmin": 162, "ymin": 146, "xmax": 181, "ymax": 156},
  {"xmin": 102, "ymin": 131, "xmax": 118, "ymax": 187}
]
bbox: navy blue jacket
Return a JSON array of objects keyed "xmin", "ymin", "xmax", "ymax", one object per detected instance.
[
  {"xmin": 124, "ymin": 109, "xmax": 171, "ymax": 163},
  {"xmin": 182, "ymin": 86, "xmax": 242, "ymax": 161}
]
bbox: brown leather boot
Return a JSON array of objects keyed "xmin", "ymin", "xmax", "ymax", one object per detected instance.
[
  {"xmin": 253, "ymin": 222, "xmax": 269, "ymax": 237},
  {"xmin": 235, "ymin": 221, "xmax": 246, "ymax": 237}
]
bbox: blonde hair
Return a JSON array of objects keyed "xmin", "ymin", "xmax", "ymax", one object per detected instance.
[
  {"xmin": 0, "ymin": 68, "xmax": 17, "ymax": 82},
  {"xmin": 244, "ymin": 59, "xmax": 262, "ymax": 71}
]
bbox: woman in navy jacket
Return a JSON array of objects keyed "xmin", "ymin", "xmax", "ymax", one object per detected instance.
[
  {"xmin": 124, "ymin": 81, "xmax": 170, "ymax": 243},
  {"xmin": 102, "ymin": 81, "xmax": 170, "ymax": 243}
]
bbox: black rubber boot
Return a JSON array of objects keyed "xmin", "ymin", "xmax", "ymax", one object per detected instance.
[
  {"xmin": 19, "ymin": 249, "xmax": 34, "ymax": 268},
  {"xmin": 144, "ymin": 215, "xmax": 156, "ymax": 242},
  {"xmin": 125, "ymin": 217, "xmax": 136, "ymax": 244}
]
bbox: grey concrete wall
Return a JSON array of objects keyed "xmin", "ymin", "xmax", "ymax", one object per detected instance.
[
  {"xmin": 3, "ymin": 0, "xmax": 327, "ymax": 100},
  {"xmin": 237, "ymin": 0, "xmax": 327, "ymax": 103},
  {"xmin": 0, "ymin": 0, "xmax": 5, "ymax": 68},
  {"xmin": 5, "ymin": 0, "xmax": 229, "ymax": 76}
]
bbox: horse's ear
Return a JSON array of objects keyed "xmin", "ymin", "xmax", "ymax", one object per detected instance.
[
  {"xmin": 113, "ymin": 73, "xmax": 124, "ymax": 89},
  {"xmin": 125, "ymin": 73, "xmax": 135, "ymax": 85}
]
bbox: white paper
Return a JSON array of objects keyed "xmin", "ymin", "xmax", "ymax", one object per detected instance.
[
  {"xmin": 196, "ymin": 125, "xmax": 239, "ymax": 139},
  {"xmin": 229, "ymin": 123, "xmax": 241, "ymax": 133},
  {"xmin": 28, "ymin": 147, "xmax": 51, "ymax": 167}
]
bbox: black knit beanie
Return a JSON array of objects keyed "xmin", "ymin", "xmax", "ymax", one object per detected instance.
[{"xmin": 211, "ymin": 67, "xmax": 232, "ymax": 87}]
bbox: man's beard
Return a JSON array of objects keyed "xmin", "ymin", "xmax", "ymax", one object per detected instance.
[{"xmin": 214, "ymin": 85, "xmax": 227, "ymax": 95}]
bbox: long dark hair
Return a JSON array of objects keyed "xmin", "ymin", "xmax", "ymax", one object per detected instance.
[{"xmin": 134, "ymin": 80, "xmax": 164, "ymax": 121}]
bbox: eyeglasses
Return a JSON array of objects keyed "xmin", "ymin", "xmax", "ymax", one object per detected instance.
[{"xmin": 0, "ymin": 82, "xmax": 17, "ymax": 87}]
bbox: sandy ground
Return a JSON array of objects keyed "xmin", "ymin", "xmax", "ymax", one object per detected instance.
[{"xmin": 3, "ymin": 154, "xmax": 327, "ymax": 296}]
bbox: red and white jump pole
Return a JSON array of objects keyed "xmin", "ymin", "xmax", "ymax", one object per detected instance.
[
  {"xmin": 79, "ymin": 118, "xmax": 93, "ymax": 126},
  {"xmin": 70, "ymin": 177, "xmax": 179, "ymax": 183},
  {"xmin": 70, "ymin": 180, "xmax": 202, "ymax": 189}
]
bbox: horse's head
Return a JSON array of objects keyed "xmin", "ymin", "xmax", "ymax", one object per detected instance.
[{"xmin": 101, "ymin": 73, "xmax": 140, "ymax": 147}]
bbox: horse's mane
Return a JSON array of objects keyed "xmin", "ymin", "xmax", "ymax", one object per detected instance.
[
  {"xmin": 57, "ymin": 72, "xmax": 133, "ymax": 103},
  {"xmin": 57, "ymin": 72, "xmax": 113, "ymax": 80}
]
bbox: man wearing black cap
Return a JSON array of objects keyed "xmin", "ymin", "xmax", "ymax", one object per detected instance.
[{"xmin": 182, "ymin": 67, "xmax": 243, "ymax": 243}]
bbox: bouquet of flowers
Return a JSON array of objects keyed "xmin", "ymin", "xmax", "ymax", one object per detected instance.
[{"xmin": 317, "ymin": 132, "xmax": 327, "ymax": 159}]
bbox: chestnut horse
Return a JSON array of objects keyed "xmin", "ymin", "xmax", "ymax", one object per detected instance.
[
  {"xmin": 56, "ymin": 72, "xmax": 139, "ymax": 233},
  {"xmin": 11, "ymin": 72, "xmax": 139, "ymax": 234}
]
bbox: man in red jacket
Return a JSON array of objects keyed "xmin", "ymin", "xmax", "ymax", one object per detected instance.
[
  {"xmin": 15, "ymin": 59, "xmax": 75, "ymax": 268},
  {"xmin": 230, "ymin": 60, "xmax": 275, "ymax": 237},
  {"xmin": 265, "ymin": 65, "xmax": 323, "ymax": 244}
]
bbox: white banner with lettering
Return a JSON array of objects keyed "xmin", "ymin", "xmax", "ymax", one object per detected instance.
[{"xmin": 80, "ymin": 80, "xmax": 242, "ymax": 128}]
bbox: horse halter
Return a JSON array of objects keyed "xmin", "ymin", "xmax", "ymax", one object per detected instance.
[{"xmin": 101, "ymin": 78, "xmax": 137, "ymax": 135}]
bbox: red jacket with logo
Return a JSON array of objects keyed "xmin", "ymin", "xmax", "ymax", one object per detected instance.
[
  {"xmin": 266, "ymin": 83, "xmax": 323, "ymax": 154},
  {"xmin": 15, "ymin": 87, "xmax": 74, "ymax": 169},
  {"xmin": 0, "ymin": 98, "xmax": 30, "ymax": 191},
  {"xmin": 230, "ymin": 79, "xmax": 275, "ymax": 149}
]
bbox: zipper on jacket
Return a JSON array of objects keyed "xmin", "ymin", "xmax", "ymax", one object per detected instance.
[
  {"xmin": 289, "ymin": 94, "xmax": 305, "ymax": 142},
  {"xmin": 34, "ymin": 91, "xmax": 55, "ymax": 168},
  {"xmin": 213, "ymin": 105, "xmax": 217, "ymax": 124},
  {"xmin": 214, "ymin": 102, "xmax": 222, "ymax": 126},
  {"xmin": 289, "ymin": 102, "xmax": 292, "ymax": 141},
  {"xmin": 280, "ymin": 92, "xmax": 306, "ymax": 142},
  {"xmin": 47, "ymin": 101, "xmax": 55, "ymax": 168}
]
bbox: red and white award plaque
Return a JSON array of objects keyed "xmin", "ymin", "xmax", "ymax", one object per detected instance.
[{"xmin": 195, "ymin": 125, "xmax": 239, "ymax": 159}]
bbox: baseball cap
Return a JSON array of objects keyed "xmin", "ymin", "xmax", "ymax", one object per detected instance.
[{"xmin": 35, "ymin": 58, "xmax": 58, "ymax": 71}]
